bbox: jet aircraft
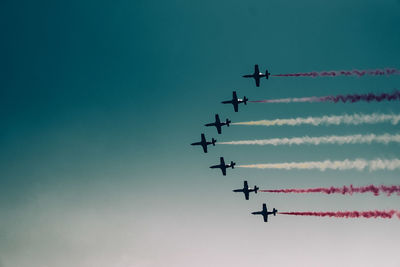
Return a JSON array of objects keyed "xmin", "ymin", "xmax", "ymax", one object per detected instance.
[
  {"xmin": 233, "ymin": 181, "xmax": 259, "ymax": 200},
  {"xmin": 205, "ymin": 114, "xmax": 231, "ymax": 134},
  {"xmin": 221, "ymin": 91, "xmax": 248, "ymax": 112},
  {"xmin": 242, "ymin": 64, "xmax": 270, "ymax": 87},
  {"xmin": 190, "ymin": 133, "xmax": 216, "ymax": 153},
  {"xmin": 210, "ymin": 157, "xmax": 235, "ymax": 176},
  {"xmin": 252, "ymin": 203, "xmax": 277, "ymax": 222}
]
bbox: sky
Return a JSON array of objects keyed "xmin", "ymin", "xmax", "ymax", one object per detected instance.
[{"xmin": 1, "ymin": 0, "xmax": 400, "ymax": 266}]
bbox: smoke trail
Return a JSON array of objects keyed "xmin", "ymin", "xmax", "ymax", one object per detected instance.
[
  {"xmin": 250, "ymin": 91, "xmax": 400, "ymax": 104},
  {"xmin": 272, "ymin": 68, "xmax": 400, "ymax": 78},
  {"xmin": 232, "ymin": 113, "xmax": 400, "ymax": 127},
  {"xmin": 219, "ymin": 133, "xmax": 400, "ymax": 146},
  {"xmin": 260, "ymin": 185, "xmax": 400, "ymax": 196},
  {"xmin": 238, "ymin": 159, "xmax": 400, "ymax": 171},
  {"xmin": 279, "ymin": 210, "xmax": 400, "ymax": 219}
]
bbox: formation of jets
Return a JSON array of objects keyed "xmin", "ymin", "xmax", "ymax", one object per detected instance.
[{"xmin": 190, "ymin": 65, "xmax": 278, "ymax": 223}]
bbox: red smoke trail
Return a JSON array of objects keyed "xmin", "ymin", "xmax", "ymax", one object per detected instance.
[
  {"xmin": 249, "ymin": 91, "xmax": 400, "ymax": 103},
  {"xmin": 272, "ymin": 68, "xmax": 400, "ymax": 78},
  {"xmin": 279, "ymin": 210, "xmax": 400, "ymax": 219},
  {"xmin": 260, "ymin": 185, "xmax": 400, "ymax": 196},
  {"xmin": 318, "ymin": 91, "xmax": 400, "ymax": 103}
]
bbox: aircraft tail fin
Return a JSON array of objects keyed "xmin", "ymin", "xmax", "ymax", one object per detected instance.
[
  {"xmin": 265, "ymin": 69, "xmax": 270, "ymax": 79},
  {"xmin": 254, "ymin": 186, "xmax": 259, "ymax": 194},
  {"xmin": 273, "ymin": 208, "xmax": 277, "ymax": 216},
  {"xmin": 212, "ymin": 138, "xmax": 217, "ymax": 146},
  {"xmin": 231, "ymin": 161, "xmax": 236, "ymax": 169},
  {"xmin": 226, "ymin": 119, "xmax": 231, "ymax": 126},
  {"xmin": 243, "ymin": 96, "xmax": 248, "ymax": 105}
]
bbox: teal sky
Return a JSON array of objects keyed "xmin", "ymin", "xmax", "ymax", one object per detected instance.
[{"xmin": 1, "ymin": 1, "xmax": 400, "ymax": 266}]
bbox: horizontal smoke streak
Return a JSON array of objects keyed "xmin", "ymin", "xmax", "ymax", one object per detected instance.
[
  {"xmin": 260, "ymin": 185, "xmax": 400, "ymax": 196},
  {"xmin": 272, "ymin": 68, "xmax": 400, "ymax": 78},
  {"xmin": 279, "ymin": 210, "xmax": 400, "ymax": 219},
  {"xmin": 238, "ymin": 159, "xmax": 400, "ymax": 171},
  {"xmin": 219, "ymin": 133, "xmax": 400, "ymax": 146},
  {"xmin": 250, "ymin": 91, "xmax": 400, "ymax": 103},
  {"xmin": 232, "ymin": 113, "xmax": 400, "ymax": 127}
]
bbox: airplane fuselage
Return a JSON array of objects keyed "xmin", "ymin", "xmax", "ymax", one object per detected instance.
[
  {"xmin": 210, "ymin": 164, "xmax": 227, "ymax": 171},
  {"xmin": 191, "ymin": 140, "xmax": 208, "ymax": 146},
  {"xmin": 206, "ymin": 122, "xmax": 225, "ymax": 128},
  {"xmin": 234, "ymin": 188, "xmax": 255, "ymax": 194},
  {"xmin": 243, "ymin": 72, "xmax": 264, "ymax": 78}
]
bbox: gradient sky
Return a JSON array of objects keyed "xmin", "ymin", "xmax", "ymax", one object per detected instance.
[{"xmin": 1, "ymin": 1, "xmax": 400, "ymax": 266}]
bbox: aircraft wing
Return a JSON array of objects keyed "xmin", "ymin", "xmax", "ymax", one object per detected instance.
[
  {"xmin": 254, "ymin": 64, "xmax": 260, "ymax": 74},
  {"xmin": 201, "ymin": 134, "xmax": 206, "ymax": 143},
  {"xmin": 244, "ymin": 181, "xmax": 248, "ymax": 189},
  {"xmin": 255, "ymin": 76, "xmax": 260, "ymax": 87},
  {"xmin": 216, "ymin": 125, "xmax": 221, "ymax": 134},
  {"xmin": 215, "ymin": 114, "xmax": 220, "ymax": 123},
  {"xmin": 220, "ymin": 157, "xmax": 225, "ymax": 166},
  {"xmin": 244, "ymin": 191, "xmax": 249, "ymax": 200},
  {"xmin": 233, "ymin": 102, "xmax": 239, "ymax": 112},
  {"xmin": 232, "ymin": 91, "xmax": 237, "ymax": 99},
  {"xmin": 221, "ymin": 167, "xmax": 226, "ymax": 176},
  {"xmin": 263, "ymin": 214, "xmax": 268, "ymax": 222},
  {"xmin": 202, "ymin": 143, "xmax": 208, "ymax": 153}
]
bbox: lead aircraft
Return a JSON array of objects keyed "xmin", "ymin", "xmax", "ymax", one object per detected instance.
[
  {"xmin": 233, "ymin": 181, "xmax": 259, "ymax": 200},
  {"xmin": 242, "ymin": 64, "xmax": 270, "ymax": 87},
  {"xmin": 190, "ymin": 133, "xmax": 216, "ymax": 153},
  {"xmin": 252, "ymin": 204, "xmax": 277, "ymax": 222},
  {"xmin": 221, "ymin": 91, "xmax": 248, "ymax": 112},
  {"xmin": 205, "ymin": 114, "xmax": 231, "ymax": 134},
  {"xmin": 210, "ymin": 157, "xmax": 235, "ymax": 176}
]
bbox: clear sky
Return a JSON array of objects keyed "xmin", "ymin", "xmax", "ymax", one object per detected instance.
[{"xmin": 1, "ymin": 0, "xmax": 400, "ymax": 266}]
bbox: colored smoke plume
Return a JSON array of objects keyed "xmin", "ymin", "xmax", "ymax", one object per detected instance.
[
  {"xmin": 238, "ymin": 158, "xmax": 400, "ymax": 171},
  {"xmin": 219, "ymin": 133, "xmax": 400, "ymax": 146},
  {"xmin": 272, "ymin": 68, "xmax": 400, "ymax": 78},
  {"xmin": 279, "ymin": 210, "xmax": 400, "ymax": 219},
  {"xmin": 260, "ymin": 185, "xmax": 400, "ymax": 196},
  {"xmin": 232, "ymin": 113, "xmax": 400, "ymax": 127},
  {"xmin": 250, "ymin": 91, "xmax": 400, "ymax": 104}
]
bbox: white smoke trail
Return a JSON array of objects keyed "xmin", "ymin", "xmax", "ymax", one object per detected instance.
[
  {"xmin": 238, "ymin": 159, "xmax": 400, "ymax": 171},
  {"xmin": 219, "ymin": 133, "xmax": 400, "ymax": 146},
  {"xmin": 232, "ymin": 113, "xmax": 400, "ymax": 127}
]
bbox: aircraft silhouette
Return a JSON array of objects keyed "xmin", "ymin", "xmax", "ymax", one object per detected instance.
[
  {"xmin": 252, "ymin": 203, "xmax": 277, "ymax": 222},
  {"xmin": 205, "ymin": 114, "xmax": 231, "ymax": 134},
  {"xmin": 210, "ymin": 157, "xmax": 235, "ymax": 176},
  {"xmin": 221, "ymin": 91, "xmax": 248, "ymax": 112},
  {"xmin": 233, "ymin": 181, "xmax": 259, "ymax": 200},
  {"xmin": 190, "ymin": 133, "xmax": 216, "ymax": 153},
  {"xmin": 242, "ymin": 64, "xmax": 270, "ymax": 87}
]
